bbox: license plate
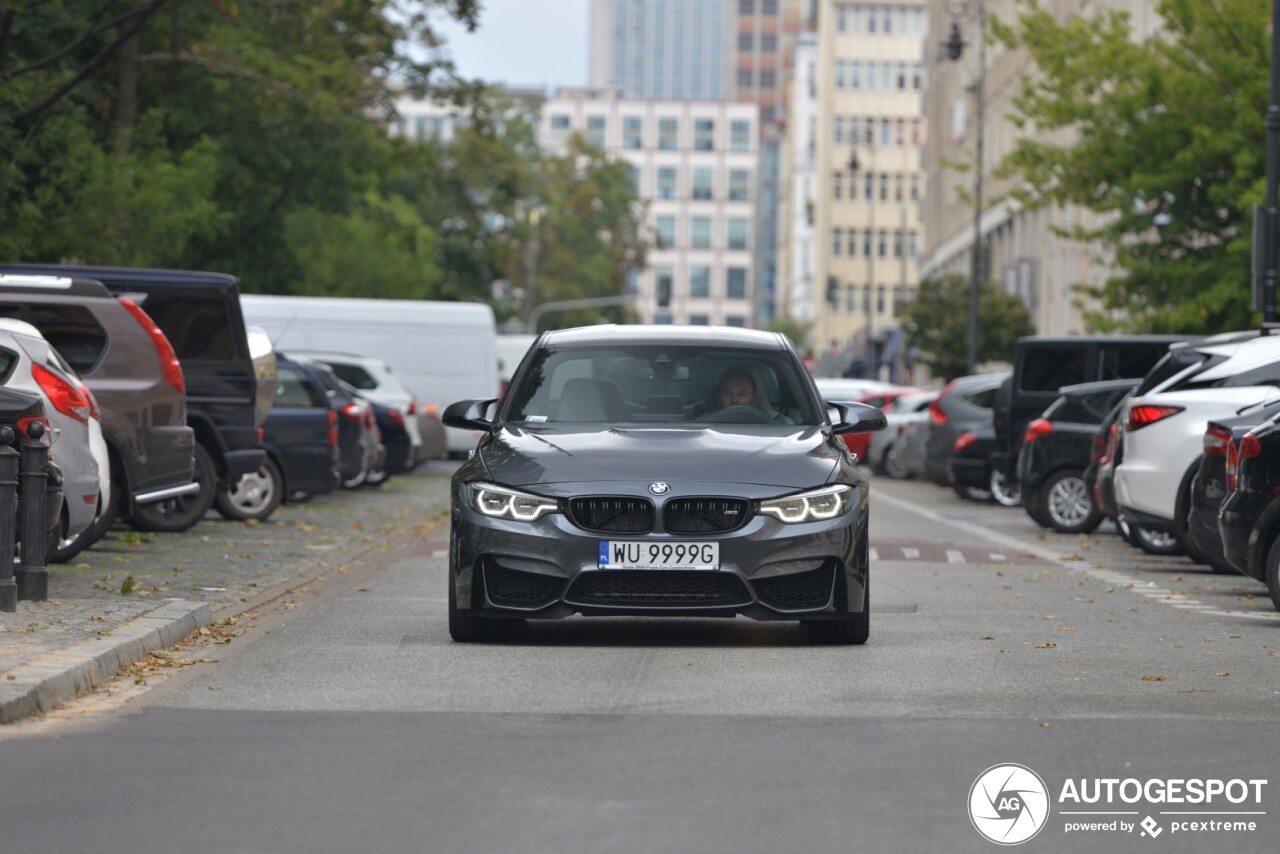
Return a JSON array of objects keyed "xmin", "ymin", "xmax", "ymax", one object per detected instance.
[{"xmin": 598, "ymin": 541, "xmax": 720, "ymax": 570}]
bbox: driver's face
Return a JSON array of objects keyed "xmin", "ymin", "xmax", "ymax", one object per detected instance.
[{"xmin": 719, "ymin": 376, "xmax": 757, "ymax": 408}]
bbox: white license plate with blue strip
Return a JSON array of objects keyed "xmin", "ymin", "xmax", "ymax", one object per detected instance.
[{"xmin": 598, "ymin": 541, "xmax": 720, "ymax": 570}]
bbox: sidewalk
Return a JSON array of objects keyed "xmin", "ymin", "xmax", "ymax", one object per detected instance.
[{"xmin": 0, "ymin": 465, "xmax": 454, "ymax": 723}]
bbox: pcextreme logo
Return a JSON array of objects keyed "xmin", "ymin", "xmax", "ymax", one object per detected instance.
[{"xmin": 968, "ymin": 763, "xmax": 1052, "ymax": 845}]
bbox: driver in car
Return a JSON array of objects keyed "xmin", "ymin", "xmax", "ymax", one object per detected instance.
[{"xmin": 707, "ymin": 367, "xmax": 794, "ymax": 424}]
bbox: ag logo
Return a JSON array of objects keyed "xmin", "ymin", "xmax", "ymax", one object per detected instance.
[{"xmin": 968, "ymin": 763, "xmax": 1051, "ymax": 845}]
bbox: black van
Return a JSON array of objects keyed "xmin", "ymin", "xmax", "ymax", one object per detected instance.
[
  {"xmin": 0, "ymin": 264, "xmax": 275, "ymax": 532},
  {"xmin": 992, "ymin": 335, "xmax": 1186, "ymax": 482}
]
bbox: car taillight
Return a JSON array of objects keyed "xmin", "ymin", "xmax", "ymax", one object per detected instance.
[
  {"xmin": 1025, "ymin": 418, "xmax": 1053, "ymax": 443},
  {"xmin": 341, "ymin": 402, "xmax": 362, "ymax": 421},
  {"xmin": 1202, "ymin": 424, "xmax": 1233, "ymax": 456},
  {"xmin": 953, "ymin": 432, "xmax": 977, "ymax": 453},
  {"xmin": 1225, "ymin": 433, "xmax": 1262, "ymax": 492},
  {"xmin": 79, "ymin": 384, "xmax": 100, "ymax": 422},
  {"xmin": 389, "ymin": 410, "xmax": 406, "ymax": 429},
  {"xmin": 119, "ymin": 298, "xmax": 185, "ymax": 394},
  {"xmin": 929, "ymin": 398, "xmax": 948, "ymax": 425},
  {"xmin": 327, "ymin": 409, "xmax": 338, "ymax": 447},
  {"xmin": 1090, "ymin": 433, "xmax": 1107, "ymax": 462},
  {"xmin": 32, "ymin": 363, "xmax": 91, "ymax": 423},
  {"xmin": 257, "ymin": 426, "xmax": 264, "ymax": 445},
  {"xmin": 1103, "ymin": 424, "xmax": 1119, "ymax": 460},
  {"xmin": 1127, "ymin": 404, "xmax": 1183, "ymax": 430}
]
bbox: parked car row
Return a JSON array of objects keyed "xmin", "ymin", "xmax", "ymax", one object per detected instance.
[
  {"xmin": 842, "ymin": 329, "xmax": 1280, "ymax": 615},
  {"xmin": 0, "ymin": 265, "xmax": 453, "ymax": 567}
]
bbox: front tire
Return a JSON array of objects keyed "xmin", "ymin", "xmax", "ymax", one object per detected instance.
[
  {"xmin": 1265, "ymin": 536, "xmax": 1280, "ymax": 612},
  {"xmin": 130, "ymin": 444, "xmax": 215, "ymax": 533},
  {"xmin": 215, "ymin": 457, "xmax": 283, "ymax": 521},
  {"xmin": 807, "ymin": 571, "xmax": 869, "ymax": 645},
  {"xmin": 448, "ymin": 569, "xmax": 517, "ymax": 642}
]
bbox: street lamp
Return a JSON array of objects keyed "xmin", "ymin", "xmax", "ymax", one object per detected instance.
[
  {"xmin": 944, "ymin": 0, "xmax": 986, "ymax": 376},
  {"xmin": 848, "ymin": 130, "xmax": 876, "ymax": 379}
]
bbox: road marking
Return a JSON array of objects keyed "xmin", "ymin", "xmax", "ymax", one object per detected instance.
[
  {"xmin": 869, "ymin": 547, "xmax": 879, "ymax": 561},
  {"xmin": 901, "ymin": 546, "xmax": 920, "ymax": 559},
  {"xmin": 989, "ymin": 553, "xmax": 1006, "ymax": 561},
  {"xmin": 873, "ymin": 489, "xmax": 1280, "ymax": 624},
  {"xmin": 946, "ymin": 550, "xmax": 964, "ymax": 563}
]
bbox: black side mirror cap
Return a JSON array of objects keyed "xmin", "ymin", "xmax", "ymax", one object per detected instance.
[
  {"xmin": 830, "ymin": 401, "xmax": 887, "ymax": 435},
  {"xmin": 443, "ymin": 398, "xmax": 499, "ymax": 431}
]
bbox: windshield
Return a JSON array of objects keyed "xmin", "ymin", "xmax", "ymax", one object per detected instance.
[{"xmin": 501, "ymin": 344, "xmax": 818, "ymax": 427}]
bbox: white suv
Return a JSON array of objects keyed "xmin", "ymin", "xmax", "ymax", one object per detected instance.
[
  {"xmin": 1114, "ymin": 332, "xmax": 1280, "ymax": 551},
  {"xmin": 289, "ymin": 351, "xmax": 446, "ymax": 469}
]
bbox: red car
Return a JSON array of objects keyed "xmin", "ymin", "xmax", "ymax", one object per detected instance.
[{"xmin": 839, "ymin": 387, "xmax": 927, "ymax": 463}]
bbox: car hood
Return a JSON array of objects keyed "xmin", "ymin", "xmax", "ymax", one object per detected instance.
[{"xmin": 479, "ymin": 425, "xmax": 840, "ymax": 491}]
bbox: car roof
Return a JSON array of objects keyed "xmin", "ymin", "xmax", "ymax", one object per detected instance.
[
  {"xmin": 539, "ymin": 324, "xmax": 786, "ymax": 350},
  {"xmin": 0, "ymin": 264, "xmax": 237, "ymax": 290},
  {"xmin": 1191, "ymin": 334, "xmax": 1280, "ymax": 381},
  {"xmin": 0, "ymin": 317, "xmax": 47, "ymax": 340}
]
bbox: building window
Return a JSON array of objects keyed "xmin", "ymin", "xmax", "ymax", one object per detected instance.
[
  {"xmin": 730, "ymin": 120, "xmax": 751, "ymax": 151},
  {"xmin": 726, "ymin": 268, "xmax": 747, "ymax": 299},
  {"xmin": 877, "ymin": 230, "xmax": 887, "ymax": 258},
  {"xmin": 586, "ymin": 116, "xmax": 606, "ymax": 147},
  {"xmin": 658, "ymin": 118, "xmax": 679, "ymax": 150},
  {"xmin": 761, "ymin": 33, "xmax": 777, "ymax": 51},
  {"xmin": 654, "ymin": 313, "xmax": 674, "ymax": 325},
  {"xmin": 912, "ymin": 63, "xmax": 924, "ymax": 90},
  {"xmin": 550, "ymin": 114, "xmax": 570, "ymax": 132},
  {"xmin": 622, "ymin": 117, "xmax": 642, "ymax": 149},
  {"xmin": 877, "ymin": 286, "xmax": 886, "ymax": 313},
  {"xmin": 692, "ymin": 167, "xmax": 714, "ymax": 200},
  {"xmin": 694, "ymin": 118, "xmax": 715, "ymax": 151},
  {"xmin": 655, "ymin": 266, "xmax": 674, "ymax": 307},
  {"xmin": 834, "ymin": 115, "xmax": 845, "ymax": 145},
  {"xmin": 760, "ymin": 69, "xmax": 776, "ymax": 89},
  {"xmin": 727, "ymin": 218, "xmax": 750, "ymax": 250},
  {"xmin": 729, "ymin": 169, "xmax": 750, "ymax": 201},
  {"xmin": 655, "ymin": 215, "xmax": 677, "ymax": 248},
  {"xmin": 894, "ymin": 174, "xmax": 904, "ymax": 201},
  {"xmin": 879, "ymin": 173, "xmax": 888, "ymax": 201},
  {"xmin": 690, "ymin": 266, "xmax": 711, "ymax": 297},
  {"xmin": 725, "ymin": 315, "xmax": 747, "ymax": 328},
  {"xmin": 910, "ymin": 176, "xmax": 920, "ymax": 201},
  {"xmin": 832, "ymin": 228, "xmax": 843, "ymax": 257},
  {"xmin": 835, "ymin": 60, "xmax": 846, "ymax": 89},
  {"xmin": 909, "ymin": 231, "xmax": 919, "ymax": 258},
  {"xmin": 414, "ymin": 116, "xmax": 428, "ymax": 139},
  {"xmin": 738, "ymin": 32, "xmax": 754, "ymax": 50},
  {"xmin": 862, "ymin": 230, "xmax": 872, "ymax": 256},
  {"xmin": 896, "ymin": 62, "xmax": 907, "ymax": 90},
  {"xmin": 847, "ymin": 229, "xmax": 857, "ymax": 257},
  {"xmin": 627, "ymin": 165, "xmax": 641, "ymax": 192},
  {"xmin": 689, "ymin": 314, "xmax": 710, "ymax": 326},
  {"xmin": 652, "ymin": 168, "xmax": 676, "ymax": 201},
  {"xmin": 762, "ymin": 0, "xmax": 777, "ymax": 13},
  {"xmin": 850, "ymin": 60, "xmax": 861, "ymax": 90},
  {"xmin": 833, "ymin": 171, "xmax": 842, "ymax": 200},
  {"xmin": 738, "ymin": 0, "xmax": 754, "ymax": 13},
  {"xmin": 737, "ymin": 68, "xmax": 754, "ymax": 88},
  {"xmin": 845, "ymin": 286, "xmax": 856, "ymax": 312},
  {"xmin": 893, "ymin": 230, "xmax": 904, "ymax": 258},
  {"xmin": 837, "ymin": 4, "xmax": 848, "ymax": 33},
  {"xmin": 690, "ymin": 218, "xmax": 712, "ymax": 249}
]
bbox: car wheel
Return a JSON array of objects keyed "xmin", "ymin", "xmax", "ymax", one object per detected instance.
[
  {"xmin": 130, "ymin": 444, "xmax": 216, "ymax": 533},
  {"xmin": 364, "ymin": 464, "xmax": 389, "ymax": 487},
  {"xmin": 989, "ymin": 469, "xmax": 1021, "ymax": 507},
  {"xmin": 448, "ymin": 569, "xmax": 517, "ymax": 642},
  {"xmin": 954, "ymin": 483, "xmax": 994, "ymax": 503},
  {"xmin": 214, "ymin": 457, "xmax": 283, "ymax": 522},
  {"xmin": 1039, "ymin": 469, "xmax": 1101, "ymax": 534},
  {"xmin": 1265, "ymin": 536, "xmax": 1280, "ymax": 612},
  {"xmin": 340, "ymin": 463, "xmax": 368, "ymax": 489},
  {"xmin": 807, "ymin": 570, "xmax": 869, "ymax": 645},
  {"xmin": 884, "ymin": 444, "xmax": 912, "ymax": 480},
  {"xmin": 49, "ymin": 482, "xmax": 118, "ymax": 564},
  {"xmin": 1130, "ymin": 524, "xmax": 1183, "ymax": 556}
]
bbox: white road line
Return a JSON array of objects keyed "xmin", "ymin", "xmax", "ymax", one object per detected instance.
[
  {"xmin": 989, "ymin": 553, "xmax": 1007, "ymax": 561},
  {"xmin": 872, "ymin": 488, "xmax": 1279, "ymax": 624},
  {"xmin": 946, "ymin": 550, "xmax": 964, "ymax": 564},
  {"xmin": 869, "ymin": 547, "xmax": 879, "ymax": 561},
  {"xmin": 901, "ymin": 547, "xmax": 920, "ymax": 559}
]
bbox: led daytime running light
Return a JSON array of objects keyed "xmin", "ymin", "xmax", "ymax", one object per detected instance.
[
  {"xmin": 759, "ymin": 485, "xmax": 852, "ymax": 523},
  {"xmin": 471, "ymin": 482, "xmax": 558, "ymax": 522}
]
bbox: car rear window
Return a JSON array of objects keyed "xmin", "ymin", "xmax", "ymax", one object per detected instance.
[
  {"xmin": 23, "ymin": 304, "xmax": 107, "ymax": 375},
  {"xmin": 1019, "ymin": 345, "xmax": 1086, "ymax": 392},
  {"xmin": 326, "ymin": 362, "xmax": 377, "ymax": 390},
  {"xmin": 961, "ymin": 385, "xmax": 999, "ymax": 408},
  {"xmin": 1098, "ymin": 343, "xmax": 1173, "ymax": 381},
  {"xmin": 1135, "ymin": 349, "xmax": 1216, "ymax": 395},
  {"xmin": 275, "ymin": 366, "xmax": 326, "ymax": 408},
  {"xmin": 0, "ymin": 347, "xmax": 16, "ymax": 383},
  {"xmin": 1044, "ymin": 388, "xmax": 1126, "ymax": 425},
  {"xmin": 136, "ymin": 294, "xmax": 236, "ymax": 361}
]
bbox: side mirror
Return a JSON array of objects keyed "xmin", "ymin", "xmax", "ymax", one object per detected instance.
[
  {"xmin": 443, "ymin": 398, "xmax": 499, "ymax": 432},
  {"xmin": 830, "ymin": 401, "xmax": 887, "ymax": 436}
]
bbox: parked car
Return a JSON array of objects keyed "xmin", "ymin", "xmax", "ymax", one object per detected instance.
[
  {"xmin": 924, "ymin": 373, "xmax": 1007, "ymax": 486},
  {"xmin": 948, "ymin": 419, "xmax": 1009, "ymax": 504},
  {"xmin": 865, "ymin": 390, "xmax": 936, "ymax": 478},
  {"xmin": 1186, "ymin": 397, "xmax": 1280, "ymax": 575},
  {"xmin": 443, "ymin": 325, "xmax": 885, "ymax": 644},
  {"xmin": 292, "ymin": 350, "xmax": 444, "ymax": 469},
  {"xmin": 0, "ymin": 273, "xmax": 196, "ymax": 542},
  {"xmin": 289, "ymin": 356, "xmax": 383, "ymax": 489},
  {"xmin": 991, "ymin": 334, "xmax": 1184, "ymax": 488},
  {"xmin": 1218, "ymin": 412, "xmax": 1280, "ymax": 610},
  {"xmin": 0, "ymin": 387, "xmax": 64, "ymax": 545},
  {"xmin": 0, "ymin": 264, "xmax": 280, "ymax": 532},
  {"xmin": 836, "ymin": 386, "xmax": 926, "ymax": 465},
  {"xmin": 0, "ymin": 319, "xmax": 113, "ymax": 562},
  {"xmin": 1115, "ymin": 332, "xmax": 1280, "ymax": 556},
  {"xmin": 1016, "ymin": 379, "xmax": 1138, "ymax": 534}
]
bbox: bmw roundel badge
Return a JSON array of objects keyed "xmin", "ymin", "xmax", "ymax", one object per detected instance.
[{"xmin": 649, "ymin": 482, "xmax": 670, "ymax": 496}]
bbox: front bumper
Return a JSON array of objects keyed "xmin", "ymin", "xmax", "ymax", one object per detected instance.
[{"xmin": 450, "ymin": 481, "xmax": 869, "ymax": 622}]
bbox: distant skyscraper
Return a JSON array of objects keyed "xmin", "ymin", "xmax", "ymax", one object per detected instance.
[{"xmin": 589, "ymin": 0, "xmax": 733, "ymax": 100}]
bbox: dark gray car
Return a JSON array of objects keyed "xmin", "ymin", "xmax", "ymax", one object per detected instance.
[
  {"xmin": 923, "ymin": 373, "xmax": 1009, "ymax": 486},
  {"xmin": 443, "ymin": 325, "xmax": 885, "ymax": 645}
]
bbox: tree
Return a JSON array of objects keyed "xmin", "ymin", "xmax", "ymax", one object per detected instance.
[
  {"xmin": 766, "ymin": 317, "xmax": 811, "ymax": 355},
  {"xmin": 898, "ymin": 274, "xmax": 1034, "ymax": 380},
  {"xmin": 991, "ymin": 0, "xmax": 1268, "ymax": 334}
]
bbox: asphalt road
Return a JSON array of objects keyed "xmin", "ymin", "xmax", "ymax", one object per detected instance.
[{"xmin": 1, "ymin": 471, "xmax": 1277, "ymax": 854}]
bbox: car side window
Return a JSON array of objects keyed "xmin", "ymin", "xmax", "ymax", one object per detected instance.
[
  {"xmin": 1020, "ymin": 346, "xmax": 1086, "ymax": 392},
  {"xmin": 25, "ymin": 304, "xmax": 107, "ymax": 375},
  {"xmin": 275, "ymin": 366, "xmax": 326, "ymax": 407},
  {"xmin": 327, "ymin": 362, "xmax": 378, "ymax": 390},
  {"xmin": 962, "ymin": 386, "xmax": 998, "ymax": 408}
]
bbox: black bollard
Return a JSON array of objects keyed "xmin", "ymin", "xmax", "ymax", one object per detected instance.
[
  {"xmin": 14, "ymin": 419, "xmax": 49, "ymax": 602},
  {"xmin": 0, "ymin": 426, "xmax": 17, "ymax": 612}
]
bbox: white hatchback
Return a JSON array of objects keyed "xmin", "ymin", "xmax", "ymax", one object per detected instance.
[{"xmin": 1114, "ymin": 333, "xmax": 1280, "ymax": 542}]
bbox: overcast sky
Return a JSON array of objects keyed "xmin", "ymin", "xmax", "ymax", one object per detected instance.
[{"xmin": 433, "ymin": 0, "xmax": 591, "ymax": 91}]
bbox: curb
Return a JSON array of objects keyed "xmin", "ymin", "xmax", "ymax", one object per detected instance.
[{"xmin": 0, "ymin": 599, "xmax": 214, "ymax": 725}]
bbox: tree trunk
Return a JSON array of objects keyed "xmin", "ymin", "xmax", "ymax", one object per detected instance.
[{"xmin": 115, "ymin": 31, "xmax": 140, "ymax": 154}]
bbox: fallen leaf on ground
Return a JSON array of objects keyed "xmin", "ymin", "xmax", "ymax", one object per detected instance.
[
  {"xmin": 1142, "ymin": 674, "xmax": 1165, "ymax": 682},
  {"xmin": 978, "ymin": 635, "xmax": 995, "ymax": 641},
  {"xmin": 1034, "ymin": 642, "xmax": 1057, "ymax": 649}
]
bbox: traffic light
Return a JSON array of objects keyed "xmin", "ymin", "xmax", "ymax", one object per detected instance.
[{"xmin": 826, "ymin": 276, "xmax": 838, "ymax": 306}]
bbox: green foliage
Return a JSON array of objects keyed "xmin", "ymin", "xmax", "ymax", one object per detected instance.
[
  {"xmin": 766, "ymin": 318, "xmax": 811, "ymax": 354},
  {"xmin": 992, "ymin": 0, "xmax": 1267, "ymax": 334},
  {"xmin": 898, "ymin": 274, "xmax": 1035, "ymax": 380}
]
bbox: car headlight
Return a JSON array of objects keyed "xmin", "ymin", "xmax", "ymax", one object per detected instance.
[
  {"xmin": 469, "ymin": 482, "xmax": 559, "ymax": 522},
  {"xmin": 759, "ymin": 485, "xmax": 852, "ymax": 523}
]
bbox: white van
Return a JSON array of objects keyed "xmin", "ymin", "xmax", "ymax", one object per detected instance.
[{"xmin": 240, "ymin": 295, "xmax": 498, "ymax": 455}]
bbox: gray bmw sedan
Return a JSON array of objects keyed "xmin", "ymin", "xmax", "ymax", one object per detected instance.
[{"xmin": 442, "ymin": 325, "xmax": 885, "ymax": 644}]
